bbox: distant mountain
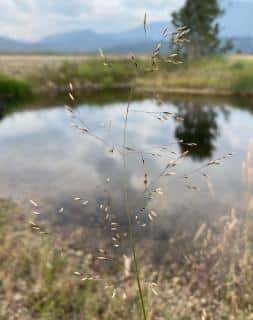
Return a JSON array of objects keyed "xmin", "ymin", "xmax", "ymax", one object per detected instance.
[
  {"xmin": 0, "ymin": 21, "xmax": 169, "ymax": 54},
  {"xmin": 118, "ymin": 21, "xmax": 172, "ymax": 42},
  {"xmin": 0, "ymin": 36, "xmax": 30, "ymax": 52},
  {"xmin": 0, "ymin": 1, "xmax": 252, "ymax": 54},
  {"xmin": 229, "ymin": 37, "xmax": 253, "ymax": 54},
  {"xmin": 37, "ymin": 23, "xmax": 169, "ymax": 53}
]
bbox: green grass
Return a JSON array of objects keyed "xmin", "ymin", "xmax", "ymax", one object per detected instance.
[
  {"xmin": 78, "ymin": 59, "xmax": 136, "ymax": 83},
  {"xmin": 36, "ymin": 55, "xmax": 253, "ymax": 94},
  {"xmin": 2, "ymin": 55, "xmax": 253, "ymax": 98},
  {"xmin": 0, "ymin": 74, "xmax": 32, "ymax": 100},
  {"xmin": 140, "ymin": 55, "xmax": 253, "ymax": 93},
  {"xmin": 62, "ymin": 58, "xmax": 150, "ymax": 88}
]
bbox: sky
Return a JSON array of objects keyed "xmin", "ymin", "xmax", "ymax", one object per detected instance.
[{"xmin": 0, "ymin": 0, "xmax": 186, "ymax": 41}]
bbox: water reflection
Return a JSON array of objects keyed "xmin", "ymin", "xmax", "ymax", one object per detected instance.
[
  {"xmin": 174, "ymin": 101, "xmax": 219, "ymax": 160},
  {"xmin": 0, "ymin": 92, "xmax": 253, "ymax": 260},
  {"xmin": 0, "ymin": 101, "xmax": 6, "ymax": 121}
]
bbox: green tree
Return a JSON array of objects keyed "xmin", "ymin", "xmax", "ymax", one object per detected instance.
[{"xmin": 172, "ymin": 0, "xmax": 231, "ymax": 56}]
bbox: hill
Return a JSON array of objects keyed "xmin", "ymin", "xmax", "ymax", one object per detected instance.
[{"xmin": 0, "ymin": 1, "xmax": 252, "ymax": 54}]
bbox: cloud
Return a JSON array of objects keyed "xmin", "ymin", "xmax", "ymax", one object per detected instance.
[{"xmin": 0, "ymin": 0, "xmax": 185, "ymax": 41}]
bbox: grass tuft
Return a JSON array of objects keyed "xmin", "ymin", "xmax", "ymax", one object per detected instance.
[{"xmin": 0, "ymin": 74, "xmax": 32, "ymax": 100}]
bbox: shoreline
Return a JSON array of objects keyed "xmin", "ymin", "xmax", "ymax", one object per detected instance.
[
  {"xmin": 1, "ymin": 54, "xmax": 253, "ymax": 101},
  {"xmin": 33, "ymin": 83, "xmax": 253, "ymax": 98}
]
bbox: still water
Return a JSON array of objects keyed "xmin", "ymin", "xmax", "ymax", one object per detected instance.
[{"xmin": 0, "ymin": 93, "xmax": 253, "ymax": 258}]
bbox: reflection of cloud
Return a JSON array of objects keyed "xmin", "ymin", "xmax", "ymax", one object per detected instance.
[
  {"xmin": 0, "ymin": 107, "xmax": 67, "ymax": 138},
  {"xmin": 219, "ymin": 108, "xmax": 253, "ymax": 152},
  {"xmin": 0, "ymin": 97, "xmax": 251, "ymax": 257}
]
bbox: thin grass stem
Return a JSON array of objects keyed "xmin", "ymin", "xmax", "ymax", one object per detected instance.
[{"xmin": 122, "ymin": 81, "xmax": 147, "ymax": 320}]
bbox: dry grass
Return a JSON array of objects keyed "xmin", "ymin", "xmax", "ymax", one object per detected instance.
[
  {"xmin": 2, "ymin": 185, "xmax": 253, "ymax": 320},
  {"xmin": 0, "ymin": 201, "xmax": 144, "ymax": 320},
  {"xmin": 139, "ymin": 55, "xmax": 253, "ymax": 93},
  {"xmin": 1, "ymin": 54, "xmax": 253, "ymax": 96},
  {"xmin": 0, "ymin": 54, "xmax": 90, "ymax": 79},
  {"xmin": 2, "ymin": 29, "xmax": 253, "ymax": 320},
  {"xmin": 1, "ymin": 141, "xmax": 253, "ymax": 319}
]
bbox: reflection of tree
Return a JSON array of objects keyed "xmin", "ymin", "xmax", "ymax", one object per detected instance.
[
  {"xmin": 175, "ymin": 102, "xmax": 219, "ymax": 160},
  {"xmin": 0, "ymin": 102, "xmax": 5, "ymax": 121}
]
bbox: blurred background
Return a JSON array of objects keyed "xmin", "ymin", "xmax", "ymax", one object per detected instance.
[{"xmin": 0, "ymin": 0, "xmax": 252, "ymax": 54}]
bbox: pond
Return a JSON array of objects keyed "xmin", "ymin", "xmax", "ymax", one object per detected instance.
[{"xmin": 1, "ymin": 92, "xmax": 253, "ymax": 261}]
